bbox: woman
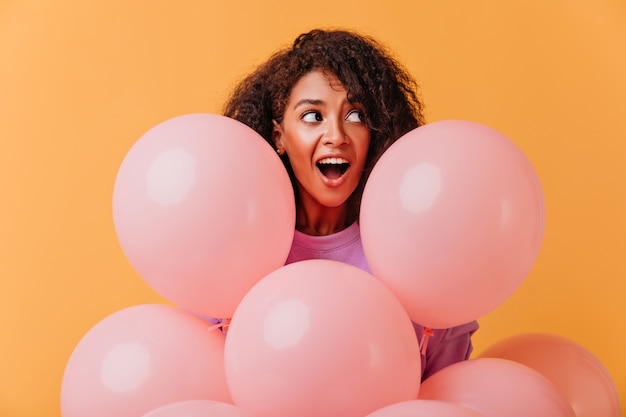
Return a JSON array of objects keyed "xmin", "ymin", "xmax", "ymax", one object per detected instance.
[{"xmin": 222, "ymin": 28, "xmax": 478, "ymax": 380}]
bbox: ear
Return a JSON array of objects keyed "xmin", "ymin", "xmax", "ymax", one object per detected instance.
[{"xmin": 272, "ymin": 119, "xmax": 285, "ymax": 155}]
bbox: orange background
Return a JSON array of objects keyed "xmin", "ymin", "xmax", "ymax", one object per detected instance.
[{"xmin": 1, "ymin": 1, "xmax": 625, "ymax": 415}]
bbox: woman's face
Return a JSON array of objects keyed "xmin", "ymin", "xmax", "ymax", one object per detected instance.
[{"xmin": 273, "ymin": 70, "xmax": 371, "ymax": 213}]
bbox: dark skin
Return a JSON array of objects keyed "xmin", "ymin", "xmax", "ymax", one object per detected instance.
[
  {"xmin": 223, "ymin": 29, "xmax": 425, "ymax": 235},
  {"xmin": 272, "ymin": 70, "xmax": 371, "ymax": 235}
]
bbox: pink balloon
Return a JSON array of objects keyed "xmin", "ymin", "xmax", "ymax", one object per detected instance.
[
  {"xmin": 61, "ymin": 304, "xmax": 232, "ymax": 417},
  {"xmin": 418, "ymin": 358, "xmax": 575, "ymax": 417},
  {"xmin": 113, "ymin": 113, "xmax": 295, "ymax": 318},
  {"xmin": 366, "ymin": 399, "xmax": 484, "ymax": 417},
  {"xmin": 224, "ymin": 259, "xmax": 421, "ymax": 417},
  {"xmin": 479, "ymin": 333, "xmax": 621, "ymax": 417},
  {"xmin": 142, "ymin": 400, "xmax": 258, "ymax": 417},
  {"xmin": 360, "ymin": 120, "xmax": 545, "ymax": 328}
]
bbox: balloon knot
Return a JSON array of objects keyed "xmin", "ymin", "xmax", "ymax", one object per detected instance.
[
  {"xmin": 420, "ymin": 327, "xmax": 434, "ymax": 355},
  {"xmin": 207, "ymin": 318, "xmax": 231, "ymax": 334}
]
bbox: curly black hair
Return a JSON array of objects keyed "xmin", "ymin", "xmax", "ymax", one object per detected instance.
[{"xmin": 223, "ymin": 28, "xmax": 425, "ymax": 220}]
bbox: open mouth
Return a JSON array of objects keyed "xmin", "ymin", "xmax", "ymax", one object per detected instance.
[{"xmin": 316, "ymin": 157, "xmax": 350, "ymax": 180}]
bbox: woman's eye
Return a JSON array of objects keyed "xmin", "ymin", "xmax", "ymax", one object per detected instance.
[
  {"xmin": 301, "ymin": 111, "xmax": 323, "ymax": 122},
  {"xmin": 346, "ymin": 110, "xmax": 365, "ymax": 122}
]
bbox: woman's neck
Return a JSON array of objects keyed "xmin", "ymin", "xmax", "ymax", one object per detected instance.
[{"xmin": 295, "ymin": 200, "xmax": 352, "ymax": 236}]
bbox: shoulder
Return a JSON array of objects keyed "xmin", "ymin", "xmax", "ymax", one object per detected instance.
[{"xmin": 415, "ymin": 320, "xmax": 479, "ymax": 353}]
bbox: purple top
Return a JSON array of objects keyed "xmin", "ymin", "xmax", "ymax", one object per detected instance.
[{"xmin": 286, "ymin": 221, "xmax": 478, "ymax": 381}]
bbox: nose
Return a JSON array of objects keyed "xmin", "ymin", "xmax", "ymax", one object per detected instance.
[{"xmin": 323, "ymin": 118, "xmax": 349, "ymax": 146}]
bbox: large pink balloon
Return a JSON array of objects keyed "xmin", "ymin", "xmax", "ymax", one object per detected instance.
[
  {"xmin": 418, "ymin": 358, "xmax": 575, "ymax": 417},
  {"xmin": 479, "ymin": 333, "xmax": 621, "ymax": 417},
  {"xmin": 142, "ymin": 400, "xmax": 258, "ymax": 417},
  {"xmin": 360, "ymin": 120, "xmax": 545, "ymax": 328},
  {"xmin": 61, "ymin": 304, "xmax": 232, "ymax": 417},
  {"xmin": 113, "ymin": 113, "xmax": 295, "ymax": 318},
  {"xmin": 224, "ymin": 259, "xmax": 421, "ymax": 417},
  {"xmin": 366, "ymin": 399, "xmax": 484, "ymax": 417}
]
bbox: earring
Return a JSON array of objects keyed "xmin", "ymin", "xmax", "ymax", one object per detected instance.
[{"xmin": 276, "ymin": 148, "xmax": 284, "ymax": 155}]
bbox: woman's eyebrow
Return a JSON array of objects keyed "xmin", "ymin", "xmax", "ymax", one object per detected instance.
[{"xmin": 293, "ymin": 98, "xmax": 324, "ymax": 109}]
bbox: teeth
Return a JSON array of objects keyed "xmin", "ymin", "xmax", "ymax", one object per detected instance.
[{"xmin": 318, "ymin": 157, "xmax": 349, "ymax": 164}]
